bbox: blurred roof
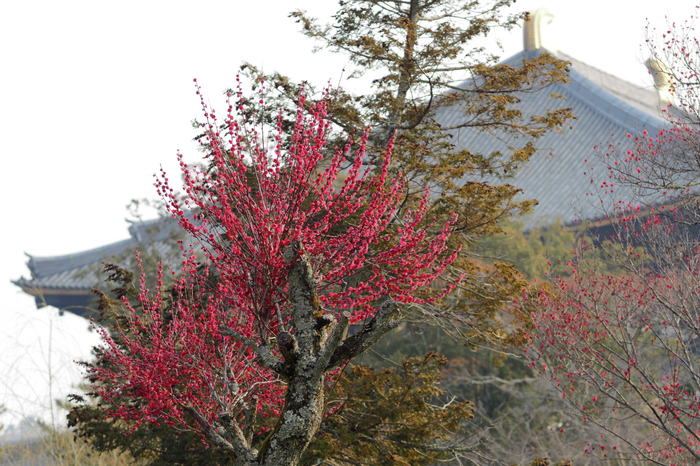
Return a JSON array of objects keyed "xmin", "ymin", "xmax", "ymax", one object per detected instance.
[
  {"xmin": 561, "ymin": 52, "xmax": 661, "ymax": 120},
  {"xmin": 13, "ymin": 217, "xmax": 182, "ymax": 316},
  {"xmin": 434, "ymin": 49, "xmax": 666, "ymax": 227},
  {"xmin": 15, "ymin": 47, "xmax": 669, "ymax": 315}
]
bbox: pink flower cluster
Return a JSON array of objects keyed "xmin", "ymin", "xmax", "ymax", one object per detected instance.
[{"xmin": 88, "ymin": 79, "xmax": 459, "ymax": 434}]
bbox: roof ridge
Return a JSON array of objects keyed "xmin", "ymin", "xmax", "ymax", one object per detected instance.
[
  {"xmin": 563, "ymin": 65, "xmax": 664, "ymax": 132},
  {"xmin": 557, "ymin": 52, "xmax": 648, "ymax": 91},
  {"xmin": 557, "ymin": 51, "xmax": 661, "ymax": 119}
]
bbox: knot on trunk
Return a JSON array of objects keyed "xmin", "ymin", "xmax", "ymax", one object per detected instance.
[
  {"xmin": 277, "ymin": 331, "xmax": 298, "ymax": 361},
  {"xmin": 315, "ymin": 312, "xmax": 336, "ymax": 331},
  {"xmin": 217, "ymin": 412, "xmax": 235, "ymax": 441},
  {"xmin": 282, "ymin": 241, "xmax": 300, "ymax": 267}
]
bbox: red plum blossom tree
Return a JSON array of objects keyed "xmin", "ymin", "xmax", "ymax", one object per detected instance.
[
  {"xmin": 86, "ymin": 82, "xmax": 459, "ymax": 466},
  {"xmin": 520, "ymin": 14, "xmax": 700, "ymax": 463}
]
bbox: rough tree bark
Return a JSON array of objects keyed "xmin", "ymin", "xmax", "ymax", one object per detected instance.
[{"xmin": 216, "ymin": 248, "xmax": 400, "ymax": 465}]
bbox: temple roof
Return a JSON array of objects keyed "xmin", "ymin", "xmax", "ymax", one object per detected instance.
[
  {"xmin": 560, "ymin": 52, "xmax": 662, "ymax": 120},
  {"xmin": 13, "ymin": 217, "xmax": 183, "ymax": 316},
  {"xmin": 15, "ymin": 46, "xmax": 669, "ymax": 315},
  {"xmin": 433, "ymin": 49, "xmax": 666, "ymax": 227}
]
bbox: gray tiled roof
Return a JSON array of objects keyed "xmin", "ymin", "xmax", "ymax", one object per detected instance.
[
  {"xmin": 560, "ymin": 52, "xmax": 661, "ymax": 120},
  {"xmin": 13, "ymin": 216, "xmax": 186, "ymax": 314},
  {"xmin": 22, "ymin": 238, "xmax": 136, "ymax": 288},
  {"xmin": 16, "ymin": 49, "xmax": 668, "ymax": 314},
  {"xmin": 433, "ymin": 49, "xmax": 666, "ymax": 227}
]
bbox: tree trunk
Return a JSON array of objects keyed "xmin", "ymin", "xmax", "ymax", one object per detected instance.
[
  {"xmin": 256, "ymin": 365, "xmax": 325, "ymax": 465},
  {"xmin": 255, "ymin": 245, "xmax": 332, "ymax": 465}
]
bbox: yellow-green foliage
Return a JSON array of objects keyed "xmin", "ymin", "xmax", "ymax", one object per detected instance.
[
  {"xmin": 476, "ymin": 219, "xmax": 576, "ymax": 280},
  {"xmin": 303, "ymin": 353, "xmax": 474, "ymax": 465},
  {"xmin": 0, "ymin": 427, "xmax": 141, "ymax": 466}
]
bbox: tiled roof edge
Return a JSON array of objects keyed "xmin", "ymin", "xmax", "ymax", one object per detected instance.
[
  {"xmin": 492, "ymin": 49, "xmax": 664, "ymax": 133},
  {"xmin": 11, "ymin": 278, "xmax": 93, "ymax": 295},
  {"xmin": 26, "ymin": 237, "xmax": 137, "ymax": 278},
  {"xmin": 564, "ymin": 65, "xmax": 665, "ymax": 134}
]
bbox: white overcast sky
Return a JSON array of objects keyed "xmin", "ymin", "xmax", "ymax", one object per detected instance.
[{"xmin": 0, "ymin": 0, "xmax": 697, "ymax": 430}]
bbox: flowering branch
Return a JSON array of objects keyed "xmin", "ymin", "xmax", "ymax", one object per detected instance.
[{"xmin": 87, "ymin": 79, "xmax": 458, "ymax": 465}]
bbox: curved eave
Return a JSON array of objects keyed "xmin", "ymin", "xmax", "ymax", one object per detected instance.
[
  {"xmin": 12, "ymin": 279, "xmax": 94, "ymax": 316},
  {"xmin": 13, "ymin": 282, "xmax": 92, "ymax": 297},
  {"xmin": 26, "ymin": 237, "xmax": 137, "ymax": 279}
]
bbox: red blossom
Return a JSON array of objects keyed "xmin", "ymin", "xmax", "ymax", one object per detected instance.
[{"xmin": 87, "ymin": 82, "xmax": 458, "ymax": 444}]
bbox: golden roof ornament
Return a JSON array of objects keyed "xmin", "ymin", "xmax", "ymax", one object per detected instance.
[
  {"xmin": 645, "ymin": 58, "xmax": 674, "ymax": 104},
  {"xmin": 524, "ymin": 8, "xmax": 557, "ymax": 54}
]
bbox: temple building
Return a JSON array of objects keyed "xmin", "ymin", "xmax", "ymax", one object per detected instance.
[
  {"xmin": 13, "ymin": 9, "xmax": 669, "ymax": 316},
  {"xmin": 434, "ymin": 8, "xmax": 667, "ymax": 226},
  {"xmin": 13, "ymin": 217, "xmax": 182, "ymax": 315}
]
